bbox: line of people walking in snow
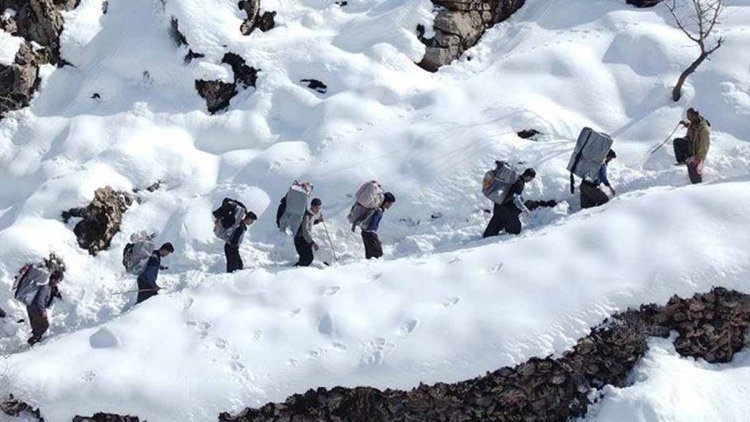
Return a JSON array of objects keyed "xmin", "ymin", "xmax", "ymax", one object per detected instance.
[{"xmin": 3, "ymin": 108, "xmax": 711, "ymax": 346}]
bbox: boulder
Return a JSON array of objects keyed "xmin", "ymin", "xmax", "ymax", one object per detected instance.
[{"xmin": 62, "ymin": 187, "xmax": 133, "ymax": 255}]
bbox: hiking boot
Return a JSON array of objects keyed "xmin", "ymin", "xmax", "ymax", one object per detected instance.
[{"xmin": 27, "ymin": 335, "xmax": 42, "ymax": 346}]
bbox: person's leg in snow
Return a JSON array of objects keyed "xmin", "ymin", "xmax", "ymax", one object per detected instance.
[
  {"xmin": 580, "ymin": 181, "xmax": 609, "ymax": 209},
  {"xmin": 483, "ymin": 203, "xmax": 506, "ymax": 238},
  {"xmin": 362, "ymin": 232, "xmax": 383, "ymax": 259},
  {"xmin": 136, "ymin": 276, "xmax": 158, "ymax": 304},
  {"xmin": 26, "ymin": 304, "xmax": 49, "ymax": 345},
  {"xmin": 294, "ymin": 236, "xmax": 314, "ymax": 267},
  {"xmin": 224, "ymin": 243, "xmax": 243, "ymax": 273},
  {"xmin": 687, "ymin": 159, "xmax": 703, "ymax": 184},
  {"xmin": 500, "ymin": 206, "xmax": 523, "ymax": 235}
]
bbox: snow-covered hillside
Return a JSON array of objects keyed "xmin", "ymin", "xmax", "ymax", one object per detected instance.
[{"xmin": 1, "ymin": 0, "xmax": 749, "ymax": 420}]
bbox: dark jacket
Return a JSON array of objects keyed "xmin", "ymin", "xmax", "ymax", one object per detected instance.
[
  {"xmin": 501, "ymin": 179, "xmax": 530, "ymax": 213},
  {"xmin": 364, "ymin": 208, "xmax": 384, "ymax": 233},
  {"xmin": 296, "ymin": 210, "xmax": 321, "ymax": 243},
  {"xmin": 138, "ymin": 251, "xmax": 162, "ymax": 290},
  {"xmin": 31, "ymin": 284, "xmax": 52, "ymax": 312},
  {"xmin": 228, "ymin": 223, "xmax": 248, "ymax": 248}
]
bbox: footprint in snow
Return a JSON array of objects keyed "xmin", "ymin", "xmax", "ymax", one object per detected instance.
[
  {"xmin": 332, "ymin": 341, "xmax": 347, "ymax": 351},
  {"xmin": 486, "ymin": 263, "xmax": 504, "ymax": 274},
  {"xmin": 448, "ymin": 257, "xmax": 461, "ymax": 265},
  {"xmin": 290, "ymin": 307, "xmax": 303, "ymax": 316},
  {"xmin": 443, "ymin": 297, "xmax": 460, "ymax": 308},
  {"xmin": 371, "ymin": 273, "xmax": 382, "ymax": 281},
  {"xmin": 215, "ymin": 338, "xmax": 228, "ymax": 349},
  {"xmin": 322, "ymin": 286, "xmax": 340, "ymax": 296},
  {"xmin": 318, "ymin": 314, "xmax": 334, "ymax": 336},
  {"xmin": 399, "ymin": 318, "xmax": 419, "ymax": 337}
]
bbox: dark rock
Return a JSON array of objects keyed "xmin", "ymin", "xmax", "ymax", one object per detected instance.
[
  {"xmin": 300, "ymin": 78, "xmax": 327, "ymax": 94},
  {"xmin": 335, "ymin": 1, "xmax": 348, "ymax": 5},
  {"xmin": 169, "ymin": 17, "xmax": 188, "ymax": 47},
  {"xmin": 626, "ymin": 0, "xmax": 661, "ymax": 7},
  {"xmin": 222, "ymin": 53, "xmax": 258, "ymax": 88},
  {"xmin": 62, "ymin": 186, "xmax": 133, "ymax": 255},
  {"xmin": 102, "ymin": 0, "xmax": 108, "ymax": 14},
  {"xmin": 0, "ymin": 395, "xmax": 43, "ymax": 421},
  {"xmin": 238, "ymin": 0, "xmax": 275, "ymax": 35},
  {"xmin": 184, "ymin": 49, "xmax": 205, "ymax": 64},
  {"xmin": 418, "ymin": 0, "xmax": 525, "ymax": 71},
  {"xmin": 0, "ymin": 307, "xmax": 5, "ymax": 318},
  {"xmin": 91, "ymin": 92, "xmax": 100, "ymax": 99},
  {"xmin": 195, "ymin": 80, "xmax": 237, "ymax": 114},
  {"xmin": 517, "ymin": 128, "xmax": 541, "ymax": 139},
  {"xmin": 0, "ymin": 42, "xmax": 43, "ymax": 115},
  {"xmin": 72, "ymin": 413, "xmax": 141, "ymax": 422}
]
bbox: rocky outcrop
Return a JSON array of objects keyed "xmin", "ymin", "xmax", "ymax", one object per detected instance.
[
  {"xmin": 517, "ymin": 128, "xmax": 541, "ymax": 139},
  {"xmin": 195, "ymin": 54, "xmax": 259, "ymax": 113},
  {"xmin": 238, "ymin": 0, "xmax": 276, "ymax": 35},
  {"xmin": 0, "ymin": 0, "xmax": 80, "ymax": 117},
  {"xmin": 418, "ymin": 0, "xmax": 525, "ymax": 71},
  {"xmin": 219, "ymin": 287, "xmax": 750, "ymax": 422},
  {"xmin": 626, "ymin": 0, "xmax": 662, "ymax": 7},
  {"xmin": 0, "ymin": 395, "xmax": 43, "ymax": 421},
  {"xmin": 300, "ymin": 78, "xmax": 327, "ymax": 94},
  {"xmin": 72, "ymin": 413, "xmax": 141, "ymax": 422},
  {"xmin": 61, "ymin": 187, "xmax": 133, "ymax": 256}
]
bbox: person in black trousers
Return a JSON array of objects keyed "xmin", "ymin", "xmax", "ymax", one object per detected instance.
[
  {"xmin": 136, "ymin": 242, "xmax": 174, "ymax": 304},
  {"xmin": 225, "ymin": 212, "xmax": 257, "ymax": 273},
  {"xmin": 483, "ymin": 168, "xmax": 536, "ymax": 238},
  {"xmin": 294, "ymin": 198, "xmax": 323, "ymax": 267},
  {"xmin": 361, "ymin": 192, "xmax": 396, "ymax": 259}
]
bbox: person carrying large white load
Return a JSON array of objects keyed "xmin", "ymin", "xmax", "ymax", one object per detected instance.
[
  {"xmin": 567, "ymin": 127, "xmax": 614, "ymax": 194},
  {"xmin": 580, "ymin": 149, "xmax": 616, "ymax": 209},
  {"xmin": 212, "ymin": 198, "xmax": 257, "ymax": 273},
  {"xmin": 347, "ymin": 181, "xmax": 385, "ymax": 232},
  {"xmin": 13, "ymin": 261, "xmax": 65, "ymax": 346},
  {"xmin": 122, "ymin": 231, "xmax": 157, "ymax": 275},
  {"xmin": 277, "ymin": 181, "xmax": 314, "ymax": 234},
  {"xmin": 482, "ymin": 162, "xmax": 536, "ymax": 238}
]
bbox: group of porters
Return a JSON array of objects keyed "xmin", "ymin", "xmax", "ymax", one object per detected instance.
[{"xmin": 3, "ymin": 108, "xmax": 711, "ymax": 346}]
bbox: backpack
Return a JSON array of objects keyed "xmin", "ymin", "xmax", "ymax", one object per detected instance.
[
  {"xmin": 13, "ymin": 266, "xmax": 49, "ymax": 307},
  {"xmin": 347, "ymin": 181, "xmax": 385, "ymax": 229},
  {"xmin": 567, "ymin": 127, "xmax": 613, "ymax": 193},
  {"xmin": 122, "ymin": 231, "xmax": 156, "ymax": 274},
  {"xmin": 482, "ymin": 161, "xmax": 520, "ymax": 205},
  {"xmin": 278, "ymin": 181, "xmax": 313, "ymax": 235},
  {"xmin": 212, "ymin": 198, "xmax": 247, "ymax": 241}
]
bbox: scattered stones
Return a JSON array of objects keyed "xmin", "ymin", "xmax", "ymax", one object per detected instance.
[
  {"xmin": 72, "ymin": 413, "xmax": 141, "ymax": 422},
  {"xmin": 222, "ymin": 53, "xmax": 258, "ymax": 88},
  {"xmin": 219, "ymin": 288, "xmax": 750, "ymax": 422},
  {"xmin": 300, "ymin": 78, "xmax": 327, "ymax": 94},
  {"xmin": 61, "ymin": 186, "xmax": 133, "ymax": 255},
  {"xmin": 0, "ymin": 395, "xmax": 43, "ymax": 421},
  {"xmin": 418, "ymin": 0, "xmax": 525, "ymax": 71},
  {"xmin": 238, "ymin": 0, "xmax": 276, "ymax": 35},
  {"xmin": 517, "ymin": 128, "xmax": 541, "ymax": 139}
]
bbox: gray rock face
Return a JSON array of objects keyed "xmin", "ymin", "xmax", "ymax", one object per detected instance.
[
  {"xmin": 62, "ymin": 186, "xmax": 133, "ymax": 256},
  {"xmin": 0, "ymin": 0, "xmax": 80, "ymax": 117},
  {"xmin": 418, "ymin": 0, "xmax": 525, "ymax": 71}
]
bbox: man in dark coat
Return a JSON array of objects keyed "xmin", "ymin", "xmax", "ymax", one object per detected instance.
[
  {"xmin": 483, "ymin": 168, "xmax": 536, "ymax": 238},
  {"xmin": 225, "ymin": 212, "xmax": 257, "ymax": 273},
  {"xmin": 14, "ymin": 267, "xmax": 64, "ymax": 345},
  {"xmin": 136, "ymin": 242, "xmax": 174, "ymax": 304},
  {"xmin": 361, "ymin": 192, "xmax": 396, "ymax": 259},
  {"xmin": 294, "ymin": 198, "xmax": 323, "ymax": 267}
]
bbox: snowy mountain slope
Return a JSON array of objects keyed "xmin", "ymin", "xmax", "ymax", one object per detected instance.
[{"xmin": 0, "ymin": 0, "xmax": 749, "ymax": 420}]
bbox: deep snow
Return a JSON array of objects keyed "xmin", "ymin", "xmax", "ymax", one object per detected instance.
[{"xmin": 1, "ymin": 0, "xmax": 749, "ymax": 420}]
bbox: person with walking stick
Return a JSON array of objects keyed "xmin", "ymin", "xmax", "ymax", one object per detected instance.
[
  {"xmin": 293, "ymin": 198, "xmax": 324, "ymax": 267},
  {"xmin": 136, "ymin": 242, "xmax": 175, "ymax": 304}
]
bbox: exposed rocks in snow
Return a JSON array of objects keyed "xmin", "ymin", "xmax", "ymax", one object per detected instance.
[
  {"xmin": 72, "ymin": 413, "xmax": 141, "ymax": 422},
  {"xmin": 517, "ymin": 128, "xmax": 541, "ymax": 139},
  {"xmin": 223, "ymin": 53, "xmax": 258, "ymax": 88},
  {"xmin": 418, "ymin": 0, "xmax": 525, "ymax": 71},
  {"xmin": 61, "ymin": 186, "xmax": 133, "ymax": 256},
  {"xmin": 626, "ymin": 0, "xmax": 662, "ymax": 7},
  {"xmin": 133, "ymin": 180, "xmax": 162, "ymax": 194},
  {"xmin": 195, "ymin": 80, "xmax": 238, "ymax": 114},
  {"xmin": 184, "ymin": 49, "xmax": 204, "ymax": 64},
  {"xmin": 0, "ymin": 0, "xmax": 81, "ymax": 117},
  {"xmin": 0, "ymin": 307, "xmax": 6, "ymax": 318},
  {"xmin": 169, "ymin": 17, "xmax": 188, "ymax": 47},
  {"xmin": 219, "ymin": 288, "xmax": 750, "ymax": 422},
  {"xmin": 238, "ymin": 0, "xmax": 276, "ymax": 35},
  {"xmin": 300, "ymin": 78, "xmax": 327, "ymax": 94},
  {"xmin": 195, "ymin": 54, "xmax": 259, "ymax": 113},
  {"xmin": 0, "ymin": 395, "xmax": 43, "ymax": 421}
]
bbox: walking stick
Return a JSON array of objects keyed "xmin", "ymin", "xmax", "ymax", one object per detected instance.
[
  {"xmin": 111, "ymin": 288, "xmax": 160, "ymax": 296},
  {"xmin": 322, "ymin": 220, "xmax": 338, "ymax": 263},
  {"xmin": 647, "ymin": 122, "xmax": 682, "ymax": 158}
]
